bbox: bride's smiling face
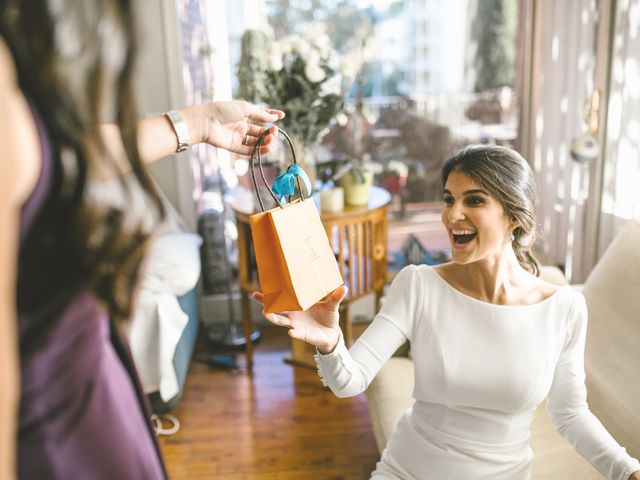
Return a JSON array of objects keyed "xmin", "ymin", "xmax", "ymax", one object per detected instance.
[{"xmin": 441, "ymin": 171, "xmax": 514, "ymax": 265}]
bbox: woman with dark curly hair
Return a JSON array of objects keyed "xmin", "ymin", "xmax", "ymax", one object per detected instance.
[
  {"xmin": 0, "ymin": 1, "xmax": 283, "ymax": 478},
  {"xmin": 258, "ymin": 145, "xmax": 640, "ymax": 479}
]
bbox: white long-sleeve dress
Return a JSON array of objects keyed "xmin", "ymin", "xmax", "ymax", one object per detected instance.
[{"xmin": 315, "ymin": 265, "xmax": 640, "ymax": 480}]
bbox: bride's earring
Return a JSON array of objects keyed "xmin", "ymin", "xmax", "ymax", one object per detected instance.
[{"xmin": 508, "ymin": 232, "xmax": 515, "ymax": 242}]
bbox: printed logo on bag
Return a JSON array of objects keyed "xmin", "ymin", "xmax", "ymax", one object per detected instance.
[{"xmin": 303, "ymin": 236, "xmax": 320, "ymax": 261}]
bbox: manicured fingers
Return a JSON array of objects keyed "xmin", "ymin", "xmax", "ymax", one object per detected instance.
[
  {"xmin": 245, "ymin": 123, "xmax": 267, "ymax": 138},
  {"xmin": 249, "ymin": 125, "xmax": 278, "ymax": 142},
  {"xmin": 252, "ymin": 293, "xmax": 294, "ymax": 328},
  {"xmin": 329, "ymin": 285, "xmax": 348, "ymax": 304},
  {"xmin": 251, "ymin": 291, "xmax": 264, "ymax": 304},
  {"xmin": 265, "ymin": 312, "xmax": 293, "ymax": 329},
  {"xmin": 239, "ymin": 142, "xmax": 273, "ymax": 157},
  {"xmin": 241, "ymin": 125, "xmax": 278, "ymax": 155},
  {"xmin": 265, "ymin": 109, "xmax": 285, "ymax": 120},
  {"xmin": 315, "ymin": 285, "xmax": 348, "ymax": 309},
  {"xmin": 250, "ymin": 108, "xmax": 285, "ymax": 123},
  {"xmin": 241, "ymin": 129, "xmax": 271, "ymax": 147}
]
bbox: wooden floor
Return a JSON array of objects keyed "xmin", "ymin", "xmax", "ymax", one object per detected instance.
[{"xmin": 158, "ymin": 327, "xmax": 379, "ymax": 479}]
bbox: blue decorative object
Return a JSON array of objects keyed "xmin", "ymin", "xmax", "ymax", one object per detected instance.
[
  {"xmin": 271, "ymin": 164, "xmax": 312, "ymax": 204},
  {"xmin": 391, "ymin": 234, "xmax": 451, "ymax": 271},
  {"xmin": 148, "ymin": 288, "xmax": 199, "ymax": 414}
]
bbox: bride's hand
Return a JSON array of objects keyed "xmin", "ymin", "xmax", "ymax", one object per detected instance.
[{"xmin": 252, "ymin": 286, "xmax": 348, "ymax": 354}]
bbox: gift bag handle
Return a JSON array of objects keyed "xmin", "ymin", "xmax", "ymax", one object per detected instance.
[{"xmin": 250, "ymin": 128, "xmax": 309, "ymax": 211}]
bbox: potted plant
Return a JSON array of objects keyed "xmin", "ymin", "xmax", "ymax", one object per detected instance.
[
  {"xmin": 318, "ymin": 159, "xmax": 374, "ymax": 206},
  {"xmin": 237, "ymin": 27, "xmax": 355, "ymax": 190},
  {"xmin": 381, "ymin": 160, "xmax": 408, "ymax": 194}
]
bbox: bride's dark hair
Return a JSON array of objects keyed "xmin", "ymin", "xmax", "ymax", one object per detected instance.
[{"xmin": 1, "ymin": 0, "xmax": 165, "ymax": 340}]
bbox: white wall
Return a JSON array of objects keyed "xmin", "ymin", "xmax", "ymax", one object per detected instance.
[
  {"xmin": 598, "ymin": 0, "xmax": 640, "ymax": 255},
  {"xmin": 522, "ymin": 0, "xmax": 598, "ymax": 282},
  {"xmin": 134, "ymin": 0, "xmax": 196, "ymax": 231}
]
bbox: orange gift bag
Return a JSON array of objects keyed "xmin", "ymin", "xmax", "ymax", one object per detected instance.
[{"xmin": 249, "ymin": 130, "xmax": 344, "ymax": 313}]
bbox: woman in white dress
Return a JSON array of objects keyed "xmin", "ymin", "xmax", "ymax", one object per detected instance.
[{"xmin": 254, "ymin": 145, "xmax": 640, "ymax": 480}]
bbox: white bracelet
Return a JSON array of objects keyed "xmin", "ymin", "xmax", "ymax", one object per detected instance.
[{"xmin": 163, "ymin": 109, "xmax": 190, "ymax": 153}]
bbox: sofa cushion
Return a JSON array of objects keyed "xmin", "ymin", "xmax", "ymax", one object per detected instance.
[
  {"xmin": 365, "ymin": 357, "xmax": 414, "ymax": 453},
  {"xmin": 540, "ymin": 265, "xmax": 569, "ymax": 286},
  {"xmin": 530, "ymin": 401, "xmax": 601, "ymax": 479},
  {"xmin": 141, "ymin": 232, "xmax": 203, "ymax": 296},
  {"xmin": 582, "ymin": 219, "xmax": 640, "ymax": 458}
]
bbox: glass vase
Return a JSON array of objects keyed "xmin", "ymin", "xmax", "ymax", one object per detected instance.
[{"xmin": 295, "ymin": 144, "xmax": 317, "ymax": 195}]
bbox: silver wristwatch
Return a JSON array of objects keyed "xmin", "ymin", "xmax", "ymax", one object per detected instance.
[{"xmin": 164, "ymin": 109, "xmax": 190, "ymax": 153}]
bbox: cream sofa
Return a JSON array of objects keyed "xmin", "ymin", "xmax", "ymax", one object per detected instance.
[{"xmin": 365, "ymin": 219, "xmax": 640, "ymax": 479}]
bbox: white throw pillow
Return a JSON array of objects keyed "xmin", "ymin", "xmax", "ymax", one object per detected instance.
[{"xmin": 140, "ymin": 233, "xmax": 203, "ymax": 296}]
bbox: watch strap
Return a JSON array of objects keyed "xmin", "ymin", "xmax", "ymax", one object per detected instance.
[{"xmin": 164, "ymin": 109, "xmax": 190, "ymax": 153}]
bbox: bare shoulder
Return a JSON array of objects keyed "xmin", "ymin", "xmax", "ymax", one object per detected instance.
[
  {"xmin": 434, "ymin": 263, "xmax": 563, "ymax": 305},
  {"xmin": 432, "ymin": 262, "xmax": 456, "ymax": 277},
  {"xmin": 432, "ymin": 262, "xmax": 463, "ymax": 284},
  {"xmin": 0, "ymin": 36, "xmax": 41, "ymax": 205}
]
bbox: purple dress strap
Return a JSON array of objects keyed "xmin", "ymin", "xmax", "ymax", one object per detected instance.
[{"xmin": 18, "ymin": 106, "xmax": 53, "ymax": 238}]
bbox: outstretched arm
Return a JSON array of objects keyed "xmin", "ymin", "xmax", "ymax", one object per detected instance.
[
  {"xmin": 97, "ymin": 101, "xmax": 285, "ymax": 180},
  {"xmin": 547, "ymin": 294, "xmax": 640, "ymax": 480},
  {"xmin": 256, "ymin": 265, "xmax": 421, "ymax": 398},
  {"xmin": 252, "ymin": 285, "xmax": 348, "ymax": 355}
]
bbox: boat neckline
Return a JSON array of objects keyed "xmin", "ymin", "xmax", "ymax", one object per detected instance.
[{"xmin": 423, "ymin": 265, "xmax": 570, "ymax": 309}]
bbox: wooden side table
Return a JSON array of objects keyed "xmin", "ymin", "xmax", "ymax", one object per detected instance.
[{"xmin": 227, "ymin": 186, "xmax": 391, "ymax": 370}]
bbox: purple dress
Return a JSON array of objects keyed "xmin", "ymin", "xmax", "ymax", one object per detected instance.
[{"xmin": 17, "ymin": 107, "xmax": 167, "ymax": 479}]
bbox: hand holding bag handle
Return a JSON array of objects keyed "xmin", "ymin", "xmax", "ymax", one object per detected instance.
[{"xmin": 249, "ymin": 128, "xmax": 311, "ymax": 211}]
